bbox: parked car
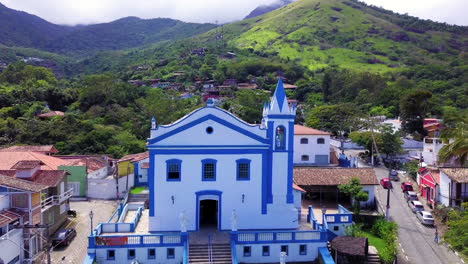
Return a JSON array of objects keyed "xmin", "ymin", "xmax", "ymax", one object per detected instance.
[
  {"xmin": 380, "ymin": 178, "xmax": 393, "ymax": 189},
  {"xmin": 404, "ymin": 191, "xmax": 418, "ymax": 201},
  {"xmin": 67, "ymin": 210, "xmax": 77, "ymax": 217},
  {"xmin": 416, "ymin": 211, "xmax": 434, "ymax": 226},
  {"xmin": 401, "ymin": 182, "xmax": 414, "ymax": 192},
  {"xmin": 408, "ymin": 200, "xmax": 424, "ymax": 213},
  {"xmin": 52, "ymin": 228, "xmax": 76, "ymax": 246},
  {"xmin": 389, "ymin": 170, "xmax": 399, "ymax": 181}
]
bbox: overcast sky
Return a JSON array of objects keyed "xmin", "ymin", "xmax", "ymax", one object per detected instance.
[{"xmin": 1, "ymin": 0, "xmax": 466, "ymax": 26}]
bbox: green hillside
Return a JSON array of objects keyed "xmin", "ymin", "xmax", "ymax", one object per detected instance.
[{"xmin": 218, "ymin": 0, "xmax": 467, "ymax": 72}]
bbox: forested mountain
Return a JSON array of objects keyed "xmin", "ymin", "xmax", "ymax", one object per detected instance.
[
  {"xmin": 244, "ymin": 0, "xmax": 295, "ymax": 19},
  {"xmin": 0, "ymin": 3, "xmax": 216, "ymax": 56}
]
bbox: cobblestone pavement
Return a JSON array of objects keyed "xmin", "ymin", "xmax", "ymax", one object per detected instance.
[{"xmin": 50, "ymin": 200, "xmax": 118, "ymax": 264}]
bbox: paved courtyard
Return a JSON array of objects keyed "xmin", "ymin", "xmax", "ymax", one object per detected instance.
[{"xmin": 50, "ymin": 200, "xmax": 118, "ymax": 264}]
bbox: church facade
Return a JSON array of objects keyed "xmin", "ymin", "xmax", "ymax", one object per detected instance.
[{"xmin": 146, "ymin": 78, "xmax": 298, "ymax": 232}]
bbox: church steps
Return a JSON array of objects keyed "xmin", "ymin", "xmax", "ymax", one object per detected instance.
[{"xmin": 189, "ymin": 243, "xmax": 232, "ymax": 264}]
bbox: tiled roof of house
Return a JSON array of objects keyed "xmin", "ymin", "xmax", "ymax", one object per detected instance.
[
  {"xmin": 0, "ymin": 209, "xmax": 24, "ymax": 227},
  {"xmin": 440, "ymin": 168, "xmax": 468, "ymax": 183},
  {"xmin": 294, "ymin": 125, "xmax": 330, "ymax": 136},
  {"xmin": 67, "ymin": 157, "xmax": 107, "ymax": 173},
  {"xmin": 141, "ymin": 162, "xmax": 150, "ymax": 169},
  {"xmin": 294, "ymin": 168, "xmax": 379, "ymax": 186},
  {"xmin": 118, "ymin": 152, "xmax": 149, "ymax": 163},
  {"xmin": 0, "ymin": 145, "xmax": 59, "ymax": 154},
  {"xmin": 331, "ymin": 236, "xmax": 368, "ymax": 256},
  {"xmin": 0, "ymin": 152, "xmax": 69, "ymax": 170},
  {"xmin": 293, "ymin": 183, "xmax": 306, "ymax": 192},
  {"xmin": 11, "ymin": 160, "xmax": 44, "ymax": 169},
  {"xmin": 0, "ymin": 174, "xmax": 47, "ymax": 192},
  {"xmin": 34, "ymin": 170, "xmax": 67, "ymax": 187},
  {"xmin": 283, "ymin": 84, "xmax": 298, "ymax": 89}
]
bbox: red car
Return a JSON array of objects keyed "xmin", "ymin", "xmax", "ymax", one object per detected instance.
[
  {"xmin": 380, "ymin": 178, "xmax": 393, "ymax": 189},
  {"xmin": 401, "ymin": 182, "xmax": 414, "ymax": 192}
]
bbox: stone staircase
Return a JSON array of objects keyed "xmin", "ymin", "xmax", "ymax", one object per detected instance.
[
  {"xmin": 189, "ymin": 243, "xmax": 232, "ymax": 264},
  {"xmin": 367, "ymin": 245, "xmax": 381, "ymax": 264},
  {"xmin": 128, "ymin": 193, "xmax": 148, "ymax": 203}
]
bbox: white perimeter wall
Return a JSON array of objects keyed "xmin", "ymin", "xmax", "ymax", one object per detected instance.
[
  {"xmin": 88, "ymin": 175, "xmax": 134, "ymax": 199},
  {"xmin": 236, "ymin": 242, "xmax": 325, "ymax": 263},
  {"xmin": 88, "ymin": 167, "xmax": 109, "ymax": 179},
  {"xmin": 294, "ymin": 135, "xmax": 330, "ymax": 164},
  {"xmin": 94, "ymin": 246, "xmax": 182, "ymax": 264}
]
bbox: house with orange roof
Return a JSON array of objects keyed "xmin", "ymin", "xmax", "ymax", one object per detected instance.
[
  {"xmin": 0, "ymin": 145, "xmax": 59, "ymax": 155},
  {"xmin": 294, "ymin": 125, "xmax": 331, "ymax": 165}
]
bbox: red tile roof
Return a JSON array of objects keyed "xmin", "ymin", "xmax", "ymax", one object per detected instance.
[
  {"xmin": 294, "ymin": 168, "xmax": 379, "ymax": 186},
  {"xmin": 67, "ymin": 157, "xmax": 107, "ymax": 173},
  {"xmin": 294, "ymin": 125, "xmax": 330, "ymax": 135},
  {"xmin": 141, "ymin": 162, "xmax": 150, "ymax": 169},
  {"xmin": 0, "ymin": 210, "xmax": 23, "ymax": 227},
  {"xmin": 0, "ymin": 152, "xmax": 70, "ymax": 170},
  {"xmin": 0, "ymin": 145, "xmax": 59, "ymax": 154},
  {"xmin": 283, "ymin": 84, "xmax": 297, "ymax": 89},
  {"xmin": 11, "ymin": 160, "xmax": 44, "ymax": 170},
  {"xmin": 293, "ymin": 183, "xmax": 306, "ymax": 192},
  {"xmin": 0, "ymin": 174, "xmax": 47, "ymax": 192},
  {"xmin": 33, "ymin": 170, "xmax": 67, "ymax": 187},
  {"xmin": 118, "ymin": 152, "xmax": 149, "ymax": 163}
]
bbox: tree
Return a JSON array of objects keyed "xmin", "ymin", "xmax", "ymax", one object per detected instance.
[
  {"xmin": 349, "ymin": 131, "xmax": 380, "ymax": 154},
  {"xmin": 400, "ymin": 90, "xmax": 432, "ymax": 137},
  {"xmin": 438, "ymin": 111, "xmax": 468, "ymax": 166},
  {"xmin": 379, "ymin": 124, "xmax": 403, "ymax": 158},
  {"xmin": 305, "ymin": 103, "xmax": 363, "ymax": 136},
  {"xmin": 338, "ymin": 178, "xmax": 369, "ymax": 214}
]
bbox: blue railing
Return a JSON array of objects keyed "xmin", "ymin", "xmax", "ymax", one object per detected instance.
[
  {"xmin": 324, "ymin": 214, "xmax": 352, "ymax": 224},
  {"xmin": 318, "ymin": 247, "xmax": 335, "ymax": 264},
  {"xmin": 230, "ymin": 237, "xmax": 238, "ymax": 264},
  {"xmin": 232, "ymin": 230, "xmax": 326, "ymax": 244},
  {"xmin": 182, "ymin": 233, "xmax": 188, "ymax": 264}
]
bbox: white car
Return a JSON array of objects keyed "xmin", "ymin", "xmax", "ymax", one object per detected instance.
[
  {"xmin": 408, "ymin": 200, "xmax": 424, "ymax": 213},
  {"xmin": 416, "ymin": 211, "xmax": 434, "ymax": 226},
  {"xmin": 404, "ymin": 191, "xmax": 418, "ymax": 201}
]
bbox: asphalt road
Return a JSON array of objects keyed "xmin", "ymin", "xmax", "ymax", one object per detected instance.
[{"xmin": 373, "ymin": 167, "xmax": 463, "ymax": 264}]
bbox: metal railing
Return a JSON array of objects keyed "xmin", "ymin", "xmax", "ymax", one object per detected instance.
[
  {"xmin": 232, "ymin": 230, "xmax": 326, "ymax": 243},
  {"xmin": 40, "ymin": 188, "xmax": 73, "ymax": 210},
  {"xmin": 208, "ymin": 234, "xmax": 213, "ymax": 264}
]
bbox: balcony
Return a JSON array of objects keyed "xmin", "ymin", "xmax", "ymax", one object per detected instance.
[{"xmin": 41, "ymin": 188, "xmax": 73, "ymax": 211}]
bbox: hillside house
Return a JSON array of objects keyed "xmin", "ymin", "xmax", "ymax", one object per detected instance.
[
  {"xmin": 0, "ymin": 145, "xmax": 59, "ymax": 156},
  {"xmin": 294, "ymin": 125, "xmax": 331, "ymax": 165},
  {"xmin": 37, "ymin": 111, "xmax": 65, "ymax": 119},
  {"xmin": 438, "ymin": 168, "xmax": 468, "ymax": 207}
]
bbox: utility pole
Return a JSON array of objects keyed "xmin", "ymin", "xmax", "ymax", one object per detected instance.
[
  {"xmin": 386, "ymin": 186, "xmax": 391, "ymax": 220},
  {"xmin": 15, "ymin": 224, "xmax": 51, "ymax": 264}
]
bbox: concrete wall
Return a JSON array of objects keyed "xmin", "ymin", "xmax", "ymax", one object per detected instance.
[
  {"xmin": 0, "ymin": 228, "xmax": 23, "ymax": 264},
  {"xmin": 88, "ymin": 175, "xmax": 134, "ymax": 200},
  {"xmin": 0, "ymin": 193, "xmax": 9, "ymax": 210},
  {"xmin": 88, "ymin": 167, "xmax": 109, "ymax": 179},
  {"xmin": 236, "ymin": 242, "xmax": 324, "ymax": 263},
  {"xmin": 294, "ymin": 135, "xmax": 330, "ymax": 165},
  {"xmin": 59, "ymin": 165, "xmax": 87, "ymax": 197},
  {"xmin": 94, "ymin": 246, "xmax": 183, "ymax": 264}
]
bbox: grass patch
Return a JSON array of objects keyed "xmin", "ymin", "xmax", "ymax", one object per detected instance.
[
  {"xmin": 361, "ymin": 230, "xmax": 386, "ymax": 253},
  {"xmin": 130, "ymin": 187, "xmax": 146, "ymax": 194}
]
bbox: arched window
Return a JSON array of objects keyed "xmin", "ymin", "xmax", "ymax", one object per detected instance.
[
  {"xmin": 300, "ymin": 138, "xmax": 308, "ymax": 144},
  {"xmin": 301, "ymin": 155, "xmax": 309, "ymax": 161},
  {"xmin": 317, "ymin": 138, "xmax": 325, "ymax": 144},
  {"xmin": 275, "ymin": 126, "xmax": 286, "ymax": 150}
]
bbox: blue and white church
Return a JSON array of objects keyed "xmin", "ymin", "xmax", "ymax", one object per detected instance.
[{"xmin": 147, "ymin": 78, "xmax": 298, "ymax": 232}]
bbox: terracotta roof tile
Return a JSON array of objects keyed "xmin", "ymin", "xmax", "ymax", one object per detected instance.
[
  {"xmin": 118, "ymin": 152, "xmax": 149, "ymax": 163},
  {"xmin": 37, "ymin": 111, "xmax": 65, "ymax": 118},
  {"xmin": 67, "ymin": 157, "xmax": 107, "ymax": 173},
  {"xmin": 0, "ymin": 152, "xmax": 69, "ymax": 170},
  {"xmin": 0, "ymin": 175, "xmax": 47, "ymax": 192},
  {"xmin": 294, "ymin": 167, "xmax": 379, "ymax": 186},
  {"xmin": 331, "ymin": 236, "xmax": 368, "ymax": 256},
  {"xmin": 11, "ymin": 160, "xmax": 43, "ymax": 169},
  {"xmin": 0, "ymin": 210, "xmax": 23, "ymax": 226},
  {"xmin": 440, "ymin": 168, "xmax": 468, "ymax": 183},
  {"xmin": 294, "ymin": 125, "xmax": 330, "ymax": 135},
  {"xmin": 141, "ymin": 162, "xmax": 149, "ymax": 169},
  {"xmin": 293, "ymin": 183, "xmax": 306, "ymax": 192},
  {"xmin": 33, "ymin": 170, "xmax": 67, "ymax": 187},
  {"xmin": 0, "ymin": 145, "xmax": 59, "ymax": 154}
]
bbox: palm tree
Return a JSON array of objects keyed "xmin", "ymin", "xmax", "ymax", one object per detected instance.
[{"xmin": 438, "ymin": 114, "xmax": 468, "ymax": 167}]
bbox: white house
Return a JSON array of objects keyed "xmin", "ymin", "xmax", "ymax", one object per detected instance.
[
  {"xmin": 294, "ymin": 125, "xmax": 330, "ymax": 165},
  {"xmin": 438, "ymin": 168, "xmax": 468, "ymax": 207}
]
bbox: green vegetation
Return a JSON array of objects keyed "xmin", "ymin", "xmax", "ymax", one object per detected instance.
[
  {"xmin": 444, "ymin": 203, "xmax": 468, "ymax": 259},
  {"xmin": 338, "ymin": 178, "xmax": 368, "ymax": 214},
  {"xmin": 130, "ymin": 187, "xmax": 147, "ymax": 194},
  {"xmin": 360, "ymin": 230, "xmax": 386, "ymax": 254}
]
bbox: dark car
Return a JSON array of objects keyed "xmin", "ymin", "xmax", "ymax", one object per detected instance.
[
  {"xmin": 389, "ymin": 170, "xmax": 399, "ymax": 181},
  {"xmin": 401, "ymin": 182, "xmax": 414, "ymax": 192},
  {"xmin": 380, "ymin": 178, "xmax": 393, "ymax": 189},
  {"xmin": 52, "ymin": 228, "xmax": 76, "ymax": 246}
]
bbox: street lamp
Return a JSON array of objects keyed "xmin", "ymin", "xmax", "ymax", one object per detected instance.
[{"xmin": 89, "ymin": 210, "xmax": 94, "ymax": 235}]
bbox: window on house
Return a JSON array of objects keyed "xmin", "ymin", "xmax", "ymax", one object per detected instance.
[
  {"xmin": 262, "ymin": 246, "xmax": 270, "ymax": 256},
  {"xmin": 107, "ymin": 250, "xmax": 115, "ymax": 260},
  {"xmin": 128, "ymin": 249, "xmax": 136, "ymax": 260},
  {"xmin": 148, "ymin": 248, "xmax": 156, "ymax": 259},
  {"xmin": 317, "ymin": 138, "xmax": 325, "ymax": 144},
  {"xmin": 166, "ymin": 159, "xmax": 182, "ymax": 181},
  {"xmin": 301, "ymin": 155, "xmax": 309, "ymax": 161},
  {"xmin": 202, "ymin": 159, "xmax": 217, "ymax": 181},
  {"xmin": 167, "ymin": 248, "xmax": 175, "ymax": 259},
  {"xmin": 275, "ymin": 126, "xmax": 286, "ymax": 150},
  {"xmin": 243, "ymin": 246, "xmax": 251, "ymax": 257},
  {"xmin": 236, "ymin": 159, "xmax": 250, "ymax": 180},
  {"xmin": 300, "ymin": 138, "xmax": 308, "ymax": 144},
  {"xmin": 334, "ymin": 226, "xmax": 339, "ymax": 231},
  {"xmin": 299, "ymin": 244, "xmax": 307, "ymax": 255},
  {"xmin": 281, "ymin": 245, "xmax": 289, "ymax": 255}
]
